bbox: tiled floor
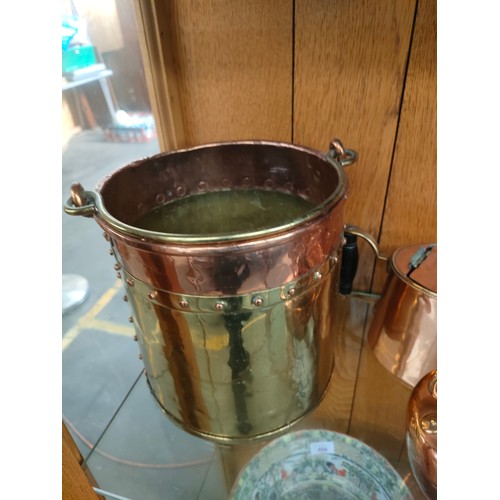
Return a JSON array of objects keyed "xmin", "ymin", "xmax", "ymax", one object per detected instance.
[{"xmin": 62, "ymin": 129, "xmax": 226, "ymax": 499}]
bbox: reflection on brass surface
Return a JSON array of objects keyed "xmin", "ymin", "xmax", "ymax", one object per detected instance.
[
  {"xmin": 406, "ymin": 370, "xmax": 437, "ymax": 499},
  {"xmin": 65, "ymin": 141, "xmax": 355, "ymax": 442},
  {"xmin": 368, "ymin": 245, "xmax": 437, "ymax": 387},
  {"xmin": 124, "ymin": 263, "xmax": 338, "ymax": 443}
]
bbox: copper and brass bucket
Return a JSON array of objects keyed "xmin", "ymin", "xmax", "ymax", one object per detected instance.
[{"xmin": 64, "ymin": 140, "xmax": 357, "ymax": 443}]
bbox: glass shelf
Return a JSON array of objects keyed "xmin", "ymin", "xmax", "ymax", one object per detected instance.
[{"xmin": 80, "ymin": 295, "xmax": 428, "ymax": 499}]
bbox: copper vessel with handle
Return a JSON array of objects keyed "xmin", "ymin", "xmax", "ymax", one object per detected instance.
[
  {"xmin": 368, "ymin": 242, "xmax": 437, "ymax": 387},
  {"xmin": 64, "ymin": 139, "xmax": 358, "ymax": 443},
  {"xmin": 406, "ymin": 369, "xmax": 437, "ymax": 499},
  {"xmin": 343, "ymin": 227, "xmax": 437, "ymax": 388}
]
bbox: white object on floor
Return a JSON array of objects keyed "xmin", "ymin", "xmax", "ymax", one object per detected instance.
[{"xmin": 62, "ymin": 274, "xmax": 89, "ymax": 314}]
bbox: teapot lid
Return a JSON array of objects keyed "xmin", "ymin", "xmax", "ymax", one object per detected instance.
[{"xmin": 392, "ymin": 243, "xmax": 437, "ymax": 295}]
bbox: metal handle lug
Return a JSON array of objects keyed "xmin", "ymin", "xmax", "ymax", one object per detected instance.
[
  {"xmin": 326, "ymin": 138, "xmax": 358, "ymax": 167},
  {"xmin": 64, "ymin": 182, "xmax": 97, "ymax": 218}
]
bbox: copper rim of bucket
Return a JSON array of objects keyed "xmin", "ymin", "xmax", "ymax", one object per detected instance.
[{"xmin": 67, "ymin": 140, "xmax": 350, "ymax": 245}]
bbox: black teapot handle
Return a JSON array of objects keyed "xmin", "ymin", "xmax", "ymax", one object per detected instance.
[
  {"xmin": 339, "ymin": 232, "xmax": 359, "ymax": 295},
  {"xmin": 339, "ymin": 225, "xmax": 389, "ymax": 296}
]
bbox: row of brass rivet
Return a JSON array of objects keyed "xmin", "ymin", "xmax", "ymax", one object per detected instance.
[
  {"xmin": 106, "ymin": 236, "xmax": 142, "ymax": 357},
  {"xmin": 112, "ymin": 250, "xmax": 340, "ymax": 313},
  {"xmin": 107, "ymin": 233, "xmax": 340, "ymax": 360}
]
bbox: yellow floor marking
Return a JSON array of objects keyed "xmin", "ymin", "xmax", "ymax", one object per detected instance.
[
  {"xmin": 88, "ymin": 318, "xmax": 135, "ymax": 338},
  {"xmin": 62, "ymin": 279, "xmax": 126, "ymax": 351}
]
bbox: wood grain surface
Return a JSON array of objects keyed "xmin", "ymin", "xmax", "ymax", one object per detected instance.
[
  {"xmin": 135, "ymin": 2, "xmax": 435, "ymax": 289},
  {"xmin": 161, "ymin": 0, "xmax": 293, "ymax": 145},
  {"xmin": 373, "ymin": 0, "xmax": 437, "ymax": 291},
  {"xmin": 293, "ymin": 0, "xmax": 417, "ymax": 290},
  {"xmin": 134, "ymin": 0, "xmax": 187, "ymax": 151},
  {"xmin": 128, "ymin": 2, "xmax": 436, "ymax": 496},
  {"xmin": 63, "ymin": 422, "xmax": 102, "ymax": 500}
]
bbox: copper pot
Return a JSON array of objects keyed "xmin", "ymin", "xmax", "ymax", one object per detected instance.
[
  {"xmin": 368, "ymin": 243, "xmax": 437, "ymax": 387},
  {"xmin": 64, "ymin": 139, "xmax": 357, "ymax": 443},
  {"xmin": 344, "ymin": 228, "xmax": 437, "ymax": 387},
  {"xmin": 406, "ymin": 370, "xmax": 437, "ymax": 499}
]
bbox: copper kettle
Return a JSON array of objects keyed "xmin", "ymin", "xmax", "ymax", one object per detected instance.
[{"xmin": 406, "ymin": 370, "xmax": 437, "ymax": 499}]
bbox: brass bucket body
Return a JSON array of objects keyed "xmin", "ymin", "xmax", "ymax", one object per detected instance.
[{"xmin": 65, "ymin": 140, "xmax": 354, "ymax": 443}]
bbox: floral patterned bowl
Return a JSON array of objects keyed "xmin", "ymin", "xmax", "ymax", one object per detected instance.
[{"xmin": 230, "ymin": 429, "xmax": 413, "ymax": 500}]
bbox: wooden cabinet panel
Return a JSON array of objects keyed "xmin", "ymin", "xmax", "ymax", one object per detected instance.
[
  {"xmin": 294, "ymin": 0, "xmax": 416, "ymax": 288},
  {"xmin": 135, "ymin": 3, "xmax": 436, "ymax": 287},
  {"xmin": 347, "ymin": 0, "xmax": 437, "ymax": 461},
  {"xmin": 134, "ymin": 0, "xmax": 187, "ymax": 150},
  {"xmin": 63, "ymin": 423, "xmax": 102, "ymax": 500},
  {"xmin": 373, "ymin": 0, "xmax": 437, "ymax": 291},
  {"xmin": 120, "ymin": 1, "xmax": 437, "ymax": 493},
  {"xmin": 161, "ymin": 0, "xmax": 293, "ymax": 145}
]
